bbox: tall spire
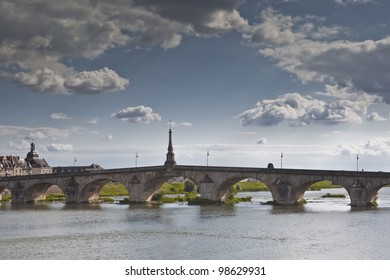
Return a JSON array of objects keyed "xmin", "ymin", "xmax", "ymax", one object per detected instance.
[{"xmin": 164, "ymin": 125, "xmax": 176, "ymax": 168}]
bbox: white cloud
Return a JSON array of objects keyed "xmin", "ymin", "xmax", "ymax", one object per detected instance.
[
  {"xmin": 334, "ymin": 0, "xmax": 375, "ymax": 5},
  {"xmin": 8, "ymin": 139, "xmax": 31, "ymax": 150},
  {"xmin": 50, "ymin": 113, "xmax": 71, "ymax": 120},
  {"xmin": 367, "ymin": 112, "xmax": 387, "ymax": 122},
  {"xmin": 166, "ymin": 121, "xmax": 191, "ymax": 127},
  {"xmin": 0, "ymin": 125, "xmax": 83, "ymax": 139},
  {"xmin": 245, "ymin": 8, "xmax": 299, "ymax": 46},
  {"xmin": 46, "ymin": 143, "xmax": 74, "ymax": 152},
  {"xmin": 14, "ymin": 68, "xmax": 67, "ymax": 93},
  {"xmin": 13, "ymin": 67, "xmax": 129, "ymax": 95},
  {"xmin": 64, "ymin": 67, "xmax": 129, "ymax": 94},
  {"xmin": 337, "ymin": 138, "xmax": 390, "ymax": 156},
  {"xmin": 104, "ymin": 134, "xmax": 113, "ymax": 141},
  {"xmin": 87, "ymin": 118, "xmax": 99, "ymax": 125},
  {"xmin": 244, "ymin": 8, "xmax": 344, "ymax": 47},
  {"xmin": 239, "ymin": 88, "xmax": 379, "ymax": 127},
  {"xmin": 180, "ymin": 122, "xmax": 193, "ymax": 127},
  {"xmin": 111, "ymin": 105, "xmax": 162, "ymax": 123},
  {"xmin": 240, "ymin": 132, "xmax": 256, "ymax": 135},
  {"xmin": 25, "ymin": 131, "xmax": 47, "ymax": 140}
]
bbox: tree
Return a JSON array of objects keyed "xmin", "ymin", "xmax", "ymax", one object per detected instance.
[{"xmin": 184, "ymin": 180, "xmax": 196, "ymax": 192}]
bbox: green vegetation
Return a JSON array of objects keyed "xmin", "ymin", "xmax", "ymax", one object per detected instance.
[
  {"xmin": 321, "ymin": 193, "xmax": 346, "ymax": 198},
  {"xmin": 99, "ymin": 183, "xmax": 128, "ymax": 196},
  {"xmin": 187, "ymin": 197, "xmax": 222, "ymax": 205},
  {"xmin": 41, "ymin": 182, "xmax": 128, "ymax": 204},
  {"xmin": 45, "ymin": 193, "xmax": 65, "ymax": 202},
  {"xmin": 308, "ymin": 181, "xmax": 342, "ymax": 191},
  {"xmin": 297, "ymin": 198, "xmax": 307, "ymax": 205},
  {"xmin": 225, "ymin": 196, "xmax": 252, "ymax": 204},
  {"xmin": 232, "ymin": 181, "xmax": 269, "ymax": 192},
  {"xmin": 151, "ymin": 181, "xmax": 199, "ymax": 203},
  {"xmin": 0, "ymin": 195, "xmax": 11, "ymax": 202},
  {"xmin": 158, "ymin": 182, "xmax": 184, "ymax": 195},
  {"xmin": 99, "ymin": 197, "xmax": 115, "ymax": 203},
  {"xmin": 369, "ymin": 195, "xmax": 378, "ymax": 206}
]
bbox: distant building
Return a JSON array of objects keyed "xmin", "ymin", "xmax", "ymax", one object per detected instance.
[
  {"xmin": 53, "ymin": 163, "xmax": 103, "ymax": 173},
  {"xmin": 0, "ymin": 155, "xmax": 28, "ymax": 176},
  {"xmin": 24, "ymin": 142, "xmax": 52, "ymax": 175}
]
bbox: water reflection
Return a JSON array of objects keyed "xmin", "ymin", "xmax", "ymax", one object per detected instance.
[
  {"xmin": 62, "ymin": 203, "xmax": 101, "ymax": 211},
  {"xmin": 270, "ymin": 205, "xmax": 306, "ymax": 214},
  {"xmin": 0, "ymin": 203, "xmax": 51, "ymax": 211},
  {"xmin": 2, "ymin": 189, "xmax": 390, "ymax": 259},
  {"xmin": 197, "ymin": 205, "xmax": 236, "ymax": 220}
]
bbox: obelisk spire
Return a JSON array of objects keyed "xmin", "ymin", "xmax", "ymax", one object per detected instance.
[{"xmin": 164, "ymin": 122, "xmax": 176, "ymax": 168}]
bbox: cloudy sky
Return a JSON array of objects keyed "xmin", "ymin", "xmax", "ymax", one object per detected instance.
[{"xmin": 1, "ymin": 0, "xmax": 390, "ymax": 171}]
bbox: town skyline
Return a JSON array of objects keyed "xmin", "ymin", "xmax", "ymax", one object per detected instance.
[{"xmin": 1, "ymin": 0, "xmax": 390, "ymax": 171}]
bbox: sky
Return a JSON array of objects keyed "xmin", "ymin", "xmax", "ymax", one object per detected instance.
[{"xmin": 1, "ymin": 0, "xmax": 390, "ymax": 171}]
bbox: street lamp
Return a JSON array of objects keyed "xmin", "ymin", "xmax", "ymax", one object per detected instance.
[
  {"xmin": 281, "ymin": 152, "xmax": 283, "ymax": 169},
  {"xmin": 207, "ymin": 150, "xmax": 209, "ymax": 167},
  {"xmin": 135, "ymin": 153, "xmax": 138, "ymax": 168},
  {"xmin": 356, "ymin": 154, "xmax": 359, "ymax": 172}
]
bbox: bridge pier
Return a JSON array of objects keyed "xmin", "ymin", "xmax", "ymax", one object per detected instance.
[
  {"xmin": 269, "ymin": 178, "xmax": 305, "ymax": 205},
  {"xmin": 348, "ymin": 180, "xmax": 377, "ymax": 207},
  {"xmin": 349, "ymin": 186, "xmax": 368, "ymax": 207},
  {"xmin": 126, "ymin": 180, "xmax": 149, "ymax": 202},
  {"xmin": 10, "ymin": 182, "xmax": 26, "ymax": 204},
  {"xmin": 63, "ymin": 177, "xmax": 81, "ymax": 203},
  {"xmin": 200, "ymin": 181, "xmax": 220, "ymax": 202}
]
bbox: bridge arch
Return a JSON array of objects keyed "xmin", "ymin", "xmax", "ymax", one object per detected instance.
[
  {"xmin": 0, "ymin": 185, "xmax": 11, "ymax": 202},
  {"xmin": 23, "ymin": 182, "xmax": 59, "ymax": 203},
  {"xmin": 361, "ymin": 182, "xmax": 390, "ymax": 206},
  {"xmin": 127, "ymin": 172, "xmax": 202, "ymax": 202},
  {"xmin": 79, "ymin": 178, "xmax": 117, "ymax": 203},
  {"xmin": 216, "ymin": 176, "xmax": 269, "ymax": 202}
]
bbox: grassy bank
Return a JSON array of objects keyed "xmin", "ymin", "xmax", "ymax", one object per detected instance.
[
  {"xmin": 232, "ymin": 181, "xmax": 269, "ymax": 192},
  {"xmin": 45, "ymin": 193, "xmax": 65, "ymax": 202},
  {"xmin": 321, "ymin": 193, "xmax": 346, "ymax": 198},
  {"xmin": 0, "ymin": 195, "xmax": 11, "ymax": 202},
  {"xmin": 99, "ymin": 183, "xmax": 128, "ymax": 196},
  {"xmin": 308, "ymin": 181, "xmax": 342, "ymax": 190}
]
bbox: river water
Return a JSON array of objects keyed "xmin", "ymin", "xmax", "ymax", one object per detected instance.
[{"xmin": 1, "ymin": 188, "xmax": 390, "ymax": 260}]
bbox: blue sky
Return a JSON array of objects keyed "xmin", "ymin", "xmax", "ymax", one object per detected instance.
[{"xmin": 1, "ymin": 0, "xmax": 390, "ymax": 171}]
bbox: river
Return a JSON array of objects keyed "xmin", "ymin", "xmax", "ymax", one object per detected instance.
[{"xmin": 1, "ymin": 188, "xmax": 390, "ymax": 260}]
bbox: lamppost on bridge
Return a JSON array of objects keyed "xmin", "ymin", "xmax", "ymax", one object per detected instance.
[
  {"xmin": 207, "ymin": 150, "xmax": 209, "ymax": 167},
  {"xmin": 356, "ymin": 154, "xmax": 359, "ymax": 172},
  {"xmin": 281, "ymin": 152, "xmax": 283, "ymax": 169},
  {"xmin": 135, "ymin": 153, "xmax": 138, "ymax": 168}
]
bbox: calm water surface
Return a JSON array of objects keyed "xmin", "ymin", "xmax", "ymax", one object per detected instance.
[{"xmin": 2, "ymin": 188, "xmax": 390, "ymax": 260}]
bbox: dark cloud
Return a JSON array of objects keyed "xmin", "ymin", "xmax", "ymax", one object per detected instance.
[
  {"xmin": 133, "ymin": 0, "xmax": 247, "ymax": 34},
  {"xmin": 0, "ymin": 0, "xmax": 247, "ymax": 95},
  {"xmin": 261, "ymin": 38, "xmax": 390, "ymax": 102}
]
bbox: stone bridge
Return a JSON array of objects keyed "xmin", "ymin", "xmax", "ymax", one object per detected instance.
[
  {"xmin": 1, "ymin": 164, "xmax": 390, "ymax": 206},
  {"xmin": 2, "ymin": 128, "xmax": 390, "ymax": 207}
]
